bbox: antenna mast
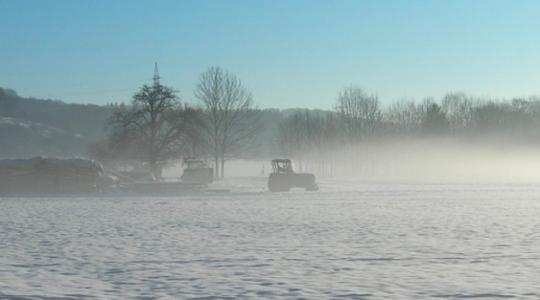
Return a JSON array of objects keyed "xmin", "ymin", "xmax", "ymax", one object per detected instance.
[{"xmin": 153, "ymin": 62, "xmax": 160, "ymax": 87}]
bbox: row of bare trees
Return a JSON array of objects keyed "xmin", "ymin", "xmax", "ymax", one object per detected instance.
[
  {"xmin": 92, "ymin": 77, "xmax": 540, "ymax": 179},
  {"xmin": 91, "ymin": 66, "xmax": 259, "ymax": 179},
  {"xmin": 277, "ymin": 86, "xmax": 540, "ymax": 175}
]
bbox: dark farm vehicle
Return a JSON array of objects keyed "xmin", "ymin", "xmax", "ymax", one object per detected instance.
[
  {"xmin": 268, "ymin": 159, "xmax": 318, "ymax": 192},
  {"xmin": 180, "ymin": 157, "xmax": 214, "ymax": 185}
]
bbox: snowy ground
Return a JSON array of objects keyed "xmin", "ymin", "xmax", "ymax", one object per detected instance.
[{"xmin": 2, "ymin": 178, "xmax": 540, "ymax": 299}]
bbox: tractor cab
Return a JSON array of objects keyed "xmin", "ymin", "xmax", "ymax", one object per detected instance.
[
  {"xmin": 184, "ymin": 158, "xmax": 206, "ymax": 170},
  {"xmin": 271, "ymin": 159, "xmax": 294, "ymax": 174},
  {"xmin": 268, "ymin": 158, "xmax": 318, "ymax": 192}
]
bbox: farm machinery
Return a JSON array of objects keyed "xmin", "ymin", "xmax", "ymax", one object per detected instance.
[
  {"xmin": 267, "ymin": 159, "xmax": 318, "ymax": 192},
  {"xmin": 181, "ymin": 157, "xmax": 214, "ymax": 185}
]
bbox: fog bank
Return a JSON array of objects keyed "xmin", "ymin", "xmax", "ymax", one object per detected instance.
[{"xmin": 174, "ymin": 139, "xmax": 540, "ymax": 185}]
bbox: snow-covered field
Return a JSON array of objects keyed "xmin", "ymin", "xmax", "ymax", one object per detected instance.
[{"xmin": 2, "ymin": 178, "xmax": 540, "ymax": 299}]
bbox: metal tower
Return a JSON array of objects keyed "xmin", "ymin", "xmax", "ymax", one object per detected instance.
[{"xmin": 153, "ymin": 62, "xmax": 160, "ymax": 87}]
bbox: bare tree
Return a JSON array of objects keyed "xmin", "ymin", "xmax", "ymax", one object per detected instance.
[
  {"xmin": 109, "ymin": 83, "xmax": 204, "ymax": 179},
  {"xmin": 195, "ymin": 66, "xmax": 259, "ymax": 179},
  {"xmin": 335, "ymin": 85, "xmax": 381, "ymax": 141}
]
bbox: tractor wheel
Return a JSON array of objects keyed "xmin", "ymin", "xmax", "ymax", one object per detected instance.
[
  {"xmin": 305, "ymin": 183, "xmax": 319, "ymax": 191},
  {"xmin": 268, "ymin": 174, "xmax": 292, "ymax": 192}
]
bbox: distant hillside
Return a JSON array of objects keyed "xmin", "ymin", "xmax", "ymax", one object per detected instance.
[
  {"xmin": 0, "ymin": 87, "xmax": 115, "ymax": 158},
  {"xmin": 0, "ymin": 87, "xmax": 315, "ymax": 160}
]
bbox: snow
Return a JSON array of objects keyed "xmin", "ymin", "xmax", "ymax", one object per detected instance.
[
  {"xmin": 0, "ymin": 116, "xmax": 67, "ymax": 137},
  {"xmin": 1, "ymin": 179, "xmax": 540, "ymax": 298},
  {"xmin": 0, "ymin": 116, "xmax": 32, "ymax": 128}
]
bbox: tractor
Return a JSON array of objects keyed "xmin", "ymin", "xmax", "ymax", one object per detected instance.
[
  {"xmin": 180, "ymin": 157, "xmax": 213, "ymax": 185},
  {"xmin": 268, "ymin": 159, "xmax": 318, "ymax": 192}
]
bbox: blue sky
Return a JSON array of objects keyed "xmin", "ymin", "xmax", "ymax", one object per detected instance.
[{"xmin": 1, "ymin": 0, "xmax": 540, "ymax": 109}]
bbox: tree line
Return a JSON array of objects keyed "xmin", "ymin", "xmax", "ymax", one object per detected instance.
[
  {"xmin": 277, "ymin": 86, "xmax": 540, "ymax": 175},
  {"xmin": 6, "ymin": 77, "xmax": 540, "ymax": 179},
  {"xmin": 93, "ymin": 77, "xmax": 540, "ymax": 179},
  {"xmin": 0, "ymin": 87, "xmax": 114, "ymax": 158}
]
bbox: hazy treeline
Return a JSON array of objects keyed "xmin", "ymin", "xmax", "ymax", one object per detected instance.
[
  {"xmin": 4, "ymin": 83, "xmax": 540, "ymax": 181},
  {"xmin": 0, "ymin": 87, "xmax": 115, "ymax": 158},
  {"xmin": 277, "ymin": 86, "xmax": 540, "ymax": 178},
  {"xmin": 0, "ymin": 86, "xmax": 291, "ymax": 161},
  {"xmin": 0, "ymin": 87, "xmax": 114, "ymax": 140}
]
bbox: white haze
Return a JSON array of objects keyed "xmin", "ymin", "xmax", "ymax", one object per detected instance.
[
  {"xmin": 311, "ymin": 139, "xmax": 540, "ymax": 185},
  {"xmin": 163, "ymin": 139, "xmax": 540, "ymax": 186}
]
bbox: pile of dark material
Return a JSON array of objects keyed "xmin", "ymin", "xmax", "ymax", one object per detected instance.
[{"xmin": 0, "ymin": 157, "xmax": 113, "ymax": 195}]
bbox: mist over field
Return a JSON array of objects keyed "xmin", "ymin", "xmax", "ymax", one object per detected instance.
[
  {"xmin": 5, "ymin": 85, "xmax": 540, "ymax": 186},
  {"xmin": 4, "ymin": 0, "xmax": 540, "ymax": 299},
  {"xmin": 187, "ymin": 139, "xmax": 540, "ymax": 187},
  {"xmin": 314, "ymin": 139, "xmax": 540, "ymax": 184}
]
